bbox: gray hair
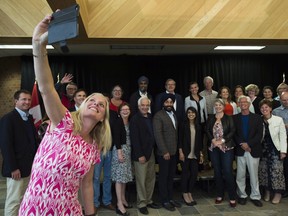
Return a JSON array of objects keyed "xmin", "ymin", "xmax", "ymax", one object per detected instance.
[
  {"xmin": 203, "ymin": 76, "xmax": 214, "ymax": 84},
  {"xmin": 238, "ymin": 95, "xmax": 251, "ymax": 104},
  {"xmin": 137, "ymin": 96, "xmax": 151, "ymax": 106}
]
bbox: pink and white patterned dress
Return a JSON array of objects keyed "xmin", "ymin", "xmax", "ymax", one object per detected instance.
[{"xmin": 19, "ymin": 111, "xmax": 100, "ymax": 215}]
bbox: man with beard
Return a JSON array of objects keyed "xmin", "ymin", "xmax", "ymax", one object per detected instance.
[
  {"xmin": 153, "ymin": 93, "xmax": 181, "ymax": 211},
  {"xmin": 129, "ymin": 76, "xmax": 153, "ymax": 116}
]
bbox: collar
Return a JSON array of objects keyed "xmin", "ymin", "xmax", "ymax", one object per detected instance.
[{"xmin": 15, "ymin": 107, "xmax": 29, "ymax": 121}]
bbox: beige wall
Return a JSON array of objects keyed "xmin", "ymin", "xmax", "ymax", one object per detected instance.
[{"xmin": 0, "ymin": 57, "xmax": 22, "ymax": 118}]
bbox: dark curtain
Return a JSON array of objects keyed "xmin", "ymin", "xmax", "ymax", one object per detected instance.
[{"xmin": 21, "ymin": 54, "xmax": 288, "ymax": 101}]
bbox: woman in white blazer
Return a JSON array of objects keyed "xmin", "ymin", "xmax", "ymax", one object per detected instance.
[{"xmin": 259, "ymin": 99, "xmax": 287, "ymax": 204}]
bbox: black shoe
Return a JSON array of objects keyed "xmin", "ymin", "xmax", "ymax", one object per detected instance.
[
  {"xmin": 238, "ymin": 197, "xmax": 247, "ymax": 205},
  {"xmin": 123, "ymin": 203, "xmax": 133, "ymax": 209},
  {"xmin": 251, "ymin": 199, "xmax": 263, "ymax": 207},
  {"xmin": 116, "ymin": 208, "xmax": 130, "ymax": 216},
  {"xmin": 147, "ymin": 202, "xmax": 161, "ymax": 209},
  {"xmin": 138, "ymin": 207, "xmax": 149, "ymax": 215},
  {"xmin": 162, "ymin": 202, "xmax": 176, "ymax": 211},
  {"xmin": 169, "ymin": 199, "xmax": 182, "ymax": 208},
  {"xmin": 182, "ymin": 195, "xmax": 197, "ymax": 206}
]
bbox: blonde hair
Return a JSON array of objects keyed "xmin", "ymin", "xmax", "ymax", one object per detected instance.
[
  {"xmin": 71, "ymin": 93, "xmax": 112, "ymax": 155},
  {"xmin": 245, "ymin": 84, "xmax": 260, "ymax": 95}
]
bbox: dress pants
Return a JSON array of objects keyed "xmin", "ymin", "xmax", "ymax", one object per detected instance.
[
  {"xmin": 5, "ymin": 176, "xmax": 29, "ymax": 216},
  {"xmin": 134, "ymin": 152, "xmax": 156, "ymax": 208},
  {"xmin": 157, "ymin": 154, "xmax": 177, "ymax": 203},
  {"xmin": 236, "ymin": 152, "xmax": 261, "ymax": 200}
]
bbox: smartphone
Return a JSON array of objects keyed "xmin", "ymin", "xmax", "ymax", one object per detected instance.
[{"xmin": 48, "ymin": 4, "xmax": 80, "ymax": 45}]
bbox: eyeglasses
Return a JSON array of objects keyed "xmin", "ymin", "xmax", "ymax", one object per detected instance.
[{"xmin": 120, "ymin": 108, "xmax": 130, "ymax": 111}]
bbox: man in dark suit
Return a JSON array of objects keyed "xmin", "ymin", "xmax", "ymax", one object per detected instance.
[
  {"xmin": 233, "ymin": 95, "xmax": 263, "ymax": 207},
  {"xmin": 129, "ymin": 75, "xmax": 153, "ymax": 116},
  {"xmin": 153, "ymin": 93, "xmax": 181, "ymax": 211},
  {"xmin": 154, "ymin": 78, "xmax": 184, "ymax": 123},
  {"xmin": 0, "ymin": 89, "xmax": 38, "ymax": 216},
  {"xmin": 68, "ymin": 89, "xmax": 87, "ymax": 112},
  {"xmin": 130, "ymin": 96, "xmax": 160, "ymax": 215}
]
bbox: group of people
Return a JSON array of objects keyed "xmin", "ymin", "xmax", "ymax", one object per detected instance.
[{"xmin": 0, "ymin": 13, "xmax": 288, "ymax": 216}]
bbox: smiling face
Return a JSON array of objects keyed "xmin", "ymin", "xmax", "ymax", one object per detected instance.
[
  {"xmin": 234, "ymin": 87, "xmax": 244, "ymax": 99},
  {"xmin": 74, "ymin": 90, "xmax": 87, "ymax": 107},
  {"xmin": 165, "ymin": 80, "xmax": 176, "ymax": 93},
  {"xmin": 189, "ymin": 83, "xmax": 199, "ymax": 95},
  {"xmin": 220, "ymin": 88, "xmax": 230, "ymax": 100},
  {"xmin": 81, "ymin": 93, "xmax": 107, "ymax": 122},
  {"xmin": 204, "ymin": 78, "xmax": 213, "ymax": 91},
  {"xmin": 138, "ymin": 97, "xmax": 150, "ymax": 116},
  {"xmin": 187, "ymin": 109, "xmax": 196, "ymax": 121},
  {"xmin": 66, "ymin": 83, "xmax": 78, "ymax": 98},
  {"xmin": 15, "ymin": 93, "xmax": 32, "ymax": 111},
  {"xmin": 163, "ymin": 98, "xmax": 174, "ymax": 112},
  {"xmin": 214, "ymin": 101, "xmax": 224, "ymax": 113},
  {"xmin": 112, "ymin": 85, "xmax": 123, "ymax": 99},
  {"xmin": 139, "ymin": 81, "xmax": 148, "ymax": 93},
  {"xmin": 119, "ymin": 104, "xmax": 131, "ymax": 119},
  {"xmin": 260, "ymin": 103, "xmax": 272, "ymax": 117}
]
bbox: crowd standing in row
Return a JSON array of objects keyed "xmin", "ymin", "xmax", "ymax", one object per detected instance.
[{"xmin": 0, "ymin": 17, "xmax": 288, "ymax": 216}]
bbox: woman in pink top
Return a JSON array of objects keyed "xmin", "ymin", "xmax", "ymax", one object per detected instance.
[{"xmin": 19, "ymin": 14, "xmax": 112, "ymax": 216}]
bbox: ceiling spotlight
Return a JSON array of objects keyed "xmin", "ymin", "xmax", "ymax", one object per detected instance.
[
  {"xmin": 214, "ymin": 46, "xmax": 265, "ymax": 50},
  {"xmin": 0, "ymin": 45, "xmax": 54, "ymax": 49}
]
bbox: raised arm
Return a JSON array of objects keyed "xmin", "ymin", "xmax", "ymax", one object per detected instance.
[{"xmin": 32, "ymin": 15, "xmax": 66, "ymax": 129}]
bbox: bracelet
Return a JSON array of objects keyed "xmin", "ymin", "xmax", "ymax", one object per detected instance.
[{"xmin": 33, "ymin": 52, "xmax": 47, "ymax": 58}]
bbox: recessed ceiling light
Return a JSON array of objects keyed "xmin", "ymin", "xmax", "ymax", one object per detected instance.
[
  {"xmin": 0, "ymin": 45, "xmax": 54, "ymax": 49},
  {"xmin": 214, "ymin": 46, "xmax": 265, "ymax": 50}
]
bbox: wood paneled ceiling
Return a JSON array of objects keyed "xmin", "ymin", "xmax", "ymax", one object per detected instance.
[{"xmin": 0, "ymin": 0, "xmax": 288, "ymax": 56}]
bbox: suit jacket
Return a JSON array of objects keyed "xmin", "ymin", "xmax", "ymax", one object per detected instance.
[
  {"xmin": 68, "ymin": 106, "xmax": 76, "ymax": 112},
  {"xmin": 178, "ymin": 120, "xmax": 202, "ymax": 161},
  {"xmin": 233, "ymin": 112, "xmax": 263, "ymax": 158},
  {"xmin": 130, "ymin": 112, "xmax": 155, "ymax": 161},
  {"xmin": 153, "ymin": 110, "xmax": 178, "ymax": 156},
  {"xmin": 0, "ymin": 109, "xmax": 38, "ymax": 177},
  {"xmin": 154, "ymin": 92, "xmax": 184, "ymax": 122},
  {"xmin": 111, "ymin": 117, "xmax": 127, "ymax": 150}
]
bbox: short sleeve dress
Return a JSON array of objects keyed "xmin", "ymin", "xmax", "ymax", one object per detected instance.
[{"xmin": 19, "ymin": 111, "xmax": 100, "ymax": 215}]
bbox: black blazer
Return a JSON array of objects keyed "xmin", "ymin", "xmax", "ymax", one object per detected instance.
[
  {"xmin": 252, "ymin": 96, "xmax": 262, "ymax": 115},
  {"xmin": 233, "ymin": 112, "xmax": 263, "ymax": 158},
  {"xmin": 206, "ymin": 114, "xmax": 235, "ymax": 148},
  {"xmin": 111, "ymin": 117, "xmax": 127, "ymax": 150},
  {"xmin": 0, "ymin": 109, "xmax": 38, "ymax": 177},
  {"xmin": 130, "ymin": 112, "xmax": 155, "ymax": 161},
  {"xmin": 155, "ymin": 92, "xmax": 184, "ymax": 122},
  {"xmin": 178, "ymin": 121, "xmax": 202, "ymax": 161}
]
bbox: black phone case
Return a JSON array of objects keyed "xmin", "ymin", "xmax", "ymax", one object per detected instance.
[{"xmin": 48, "ymin": 4, "xmax": 80, "ymax": 45}]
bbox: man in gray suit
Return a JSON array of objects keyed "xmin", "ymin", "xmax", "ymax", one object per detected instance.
[{"xmin": 153, "ymin": 93, "xmax": 181, "ymax": 211}]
